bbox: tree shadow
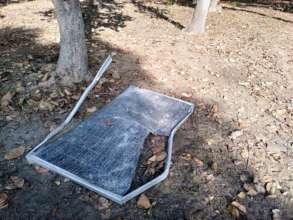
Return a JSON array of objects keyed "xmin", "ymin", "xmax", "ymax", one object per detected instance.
[
  {"xmin": 223, "ymin": 4, "xmax": 293, "ymax": 24},
  {"xmin": 0, "ymin": 26, "xmax": 292, "ymax": 219},
  {"xmin": 81, "ymin": 0, "xmax": 133, "ymax": 39},
  {"xmin": 131, "ymin": 0, "xmax": 185, "ymax": 30},
  {"xmin": 223, "ymin": 0, "xmax": 293, "ymax": 13}
]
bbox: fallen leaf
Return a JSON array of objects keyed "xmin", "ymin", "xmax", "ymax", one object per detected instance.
[
  {"xmin": 243, "ymin": 183, "xmax": 257, "ymax": 196},
  {"xmin": 34, "ymin": 165, "xmax": 49, "ymax": 173},
  {"xmin": 238, "ymin": 119, "xmax": 249, "ymax": 129},
  {"xmin": 211, "ymin": 162, "xmax": 218, "ymax": 171},
  {"xmin": 98, "ymin": 197, "xmax": 111, "ymax": 211},
  {"xmin": 54, "ymin": 180, "xmax": 61, "ymax": 186},
  {"xmin": 137, "ymin": 194, "xmax": 151, "ymax": 209},
  {"xmin": 237, "ymin": 191, "xmax": 246, "ymax": 199},
  {"xmin": 194, "ymin": 158, "xmax": 204, "ymax": 167},
  {"xmin": 231, "ymin": 201, "xmax": 247, "ymax": 214},
  {"xmin": 211, "ymin": 104, "xmax": 219, "ymax": 114},
  {"xmin": 4, "ymin": 146, "xmax": 25, "ymax": 160},
  {"xmin": 0, "ymin": 193, "xmax": 8, "ymax": 209},
  {"xmin": 10, "ymin": 176, "xmax": 24, "ymax": 188},
  {"xmin": 87, "ymin": 106, "xmax": 97, "ymax": 113},
  {"xmin": 155, "ymin": 151, "xmax": 166, "ymax": 162},
  {"xmin": 1, "ymin": 92, "xmax": 14, "ymax": 107},
  {"xmin": 266, "ymin": 182, "xmax": 277, "ymax": 195},
  {"xmin": 111, "ymin": 71, "xmax": 120, "ymax": 79},
  {"xmin": 39, "ymin": 100, "xmax": 54, "ymax": 111},
  {"xmin": 272, "ymin": 209, "xmax": 281, "ymax": 220},
  {"xmin": 181, "ymin": 92, "xmax": 192, "ymax": 98},
  {"xmin": 147, "ymin": 155, "xmax": 157, "ymax": 164},
  {"xmin": 229, "ymin": 130, "xmax": 243, "ymax": 140},
  {"xmin": 181, "ymin": 153, "xmax": 192, "ymax": 161},
  {"xmin": 228, "ymin": 204, "xmax": 240, "ymax": 218},
  {"xmin": 207, "ymin": 138, "xmax": 214, "ymax": 145}
]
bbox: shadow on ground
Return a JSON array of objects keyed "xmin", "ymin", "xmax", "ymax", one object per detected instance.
[
  {"xmin": 82, "ymin": 0, "xmax": 132, "ymax": 39},
  {"xmin": 223, "ymin": 0, "xmax": 293, "ymax": 13},
  {"xmin": 131, "ymin": 0, "xmax": 185, "ymax": 30},
  {"xmin": 223, "ymin": 4, "xmax": 293, "ymax": 24}
]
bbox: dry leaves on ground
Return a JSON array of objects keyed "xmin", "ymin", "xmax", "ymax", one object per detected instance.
[{"xmin": 4, "ymin": 146, "xmax": 25, "ymax": 160}]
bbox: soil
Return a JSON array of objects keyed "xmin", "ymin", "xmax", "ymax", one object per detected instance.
[{"xmin": 0, "ymin": 0, "xmax": 293, "ymax": 219}]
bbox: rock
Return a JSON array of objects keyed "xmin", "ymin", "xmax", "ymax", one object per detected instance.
[
  {"xmin": 137, "ymin": 194, "xmax": 151, "ymax": 209},
  {"xmin": 272, "ymin": 209, "xmax": 281, "ymax": 220},
  {"xmin": 0, "ymin": 193, "xmax": 8, "ymax": 209},
  {"xmin": 4, "ymin": 146, "xmax": 25, "ymax": 160},
  {"xmin": 231, "ymin": 201, "xmax": 247, "ymax": 214},
  {"xmin": 229, "ymin": 130, "xmax": 243, "ymax": 140}
]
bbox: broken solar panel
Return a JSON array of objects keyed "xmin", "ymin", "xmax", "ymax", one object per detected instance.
[{"xmin": 27, "ymin": 86, "xmax": 194, "ymax": 201}]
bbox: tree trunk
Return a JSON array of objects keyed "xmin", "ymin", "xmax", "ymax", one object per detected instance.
[
  {"xmin": 186, "ymin": 0, "xmax": 211, "ymax": 34},
  {"xmin": 52, "ymin": 0, "xmax": 88, "ymax": 84},
  {"xmin": 209, "ymin": 0, "xmax": 222, "ymax": 12}
]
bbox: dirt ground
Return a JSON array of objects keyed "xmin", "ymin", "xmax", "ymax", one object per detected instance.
[{"xmin": 0, "ymin": 0, "xmax": 293, "ymax": 219}]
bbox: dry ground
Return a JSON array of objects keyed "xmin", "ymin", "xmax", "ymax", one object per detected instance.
[{"xmin": 0, "ymin": 0, "xmax": 293, "ymax": 219}]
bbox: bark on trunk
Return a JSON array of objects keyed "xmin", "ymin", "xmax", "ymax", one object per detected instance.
[
  {"xmin": 209, "ymin": 0, "xmax": 222, "ymax": 12},
  {"xmin": 186, "ymin": 0, "xmax": 211, "ymax": 34},
  {"xmin": 52, "ymin": 0, "xmax": 88, "ymax": 84}
]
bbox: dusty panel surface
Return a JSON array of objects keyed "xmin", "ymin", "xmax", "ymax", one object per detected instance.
[{"xmin": 31, "ymin": 86, "xmax": 193, "ymax": 195}]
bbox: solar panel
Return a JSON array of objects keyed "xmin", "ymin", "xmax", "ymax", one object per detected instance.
[{"xmin": 26, "ymin": 58, "xmax": 194, "ymax": 204}]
